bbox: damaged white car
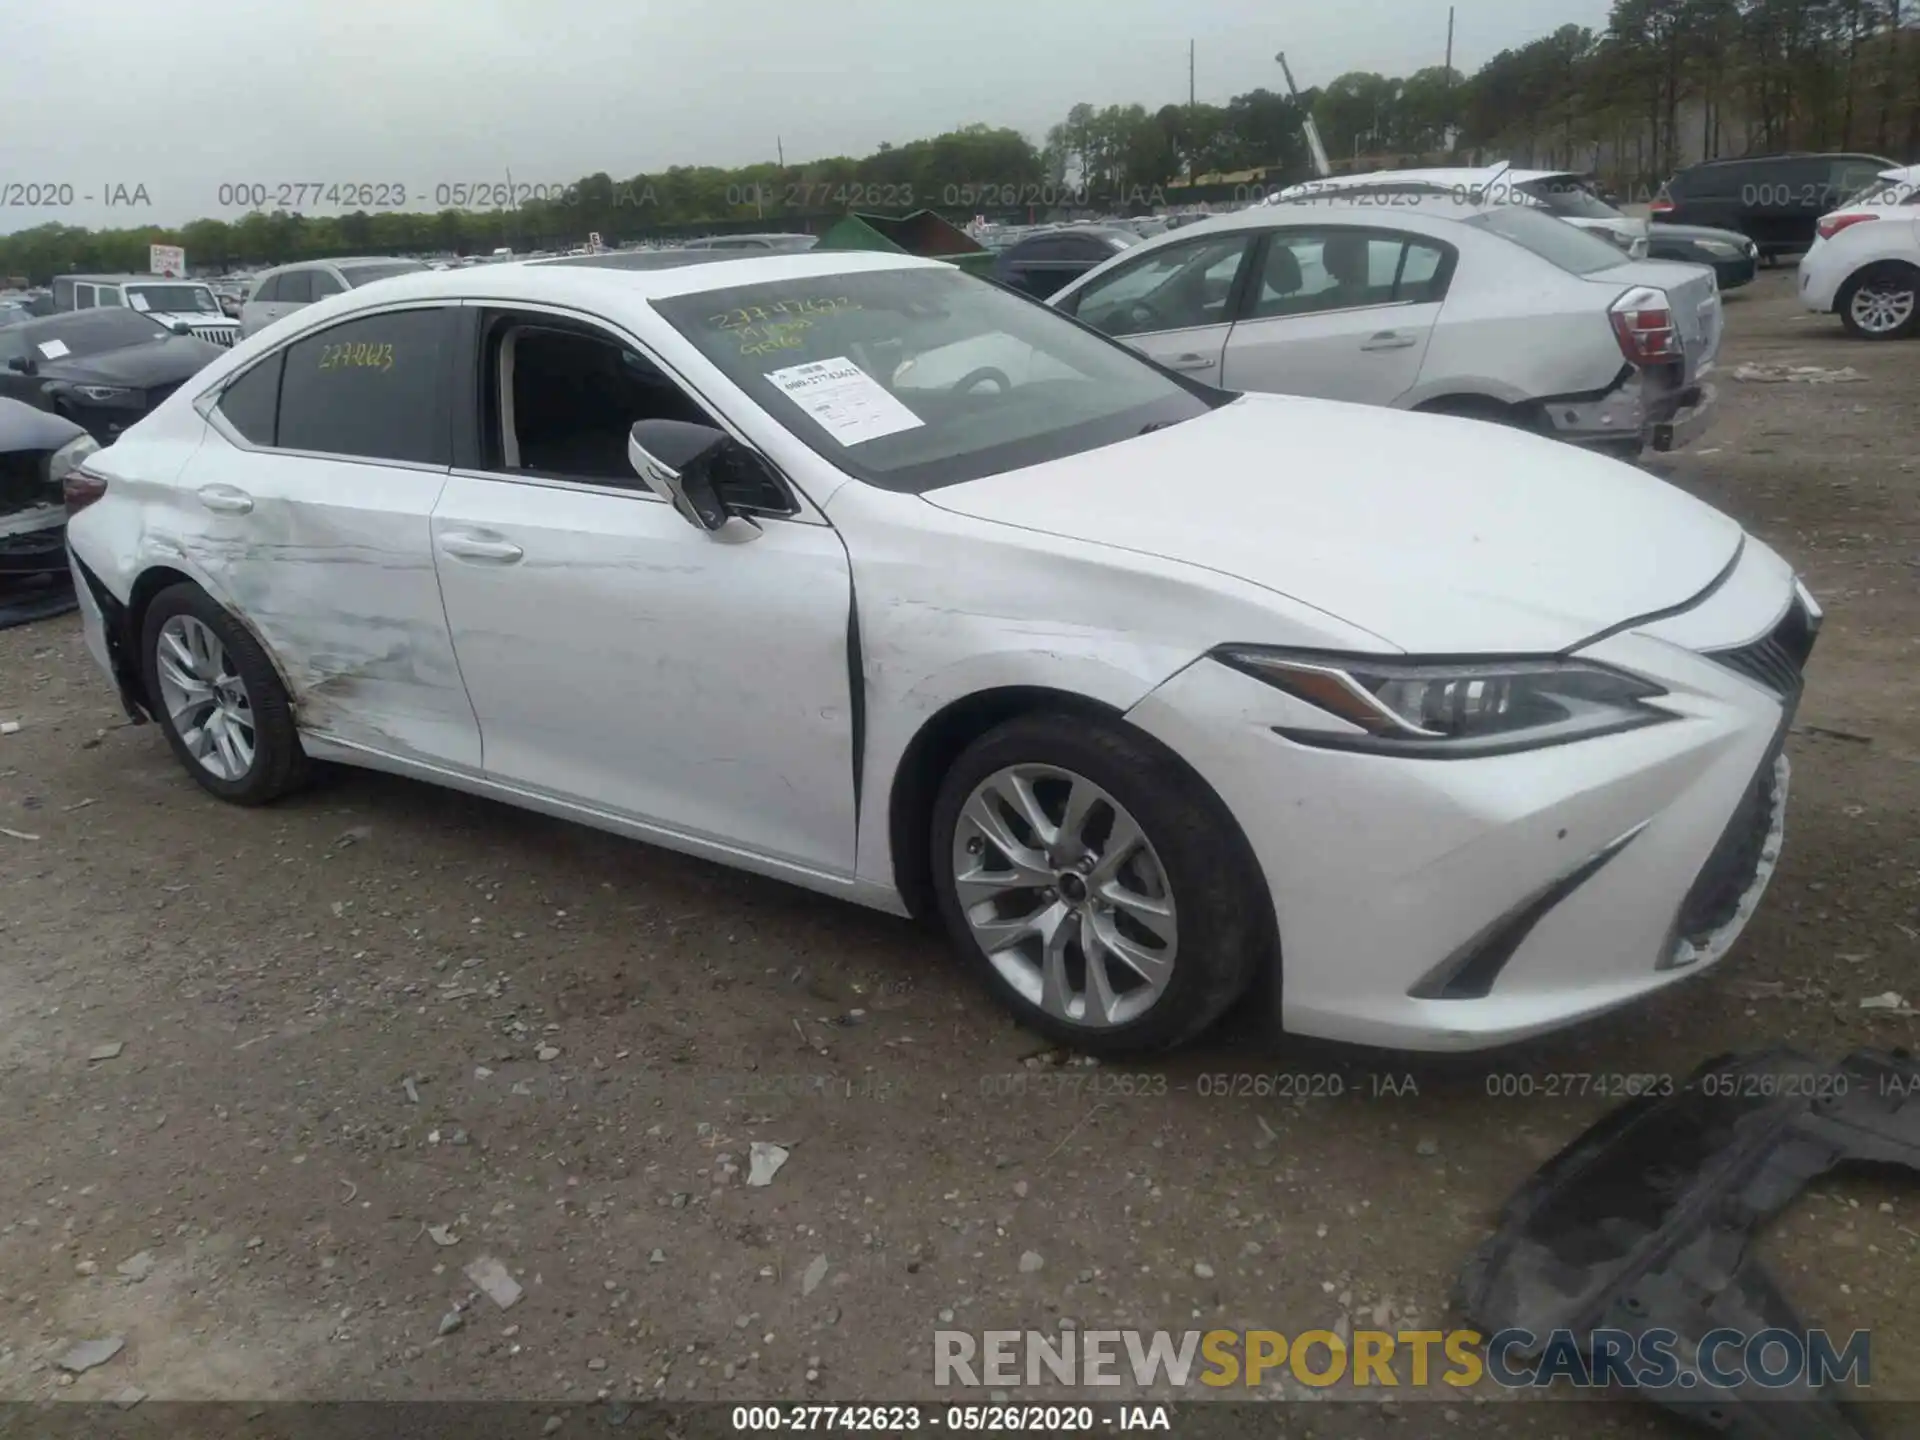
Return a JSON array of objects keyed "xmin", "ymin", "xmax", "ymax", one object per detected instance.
[{"xmin": 65, "ymin": 250, "xmax": 1815, "ymax": 1054}]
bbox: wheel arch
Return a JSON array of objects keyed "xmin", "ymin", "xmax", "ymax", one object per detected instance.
[
  {"xmin": 883, "ymin": 683, "xmax": 1275, "ymax": 947},
  {"xmin": 1838, "ymin": 255, "xmax": 1920, "ymax": 309},
  {"xmin": 122, "ymin": 565, "xmax": 300, "ymax": 721}
]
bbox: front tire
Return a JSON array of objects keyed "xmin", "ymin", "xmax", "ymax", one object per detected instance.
[
  {"xmin": 929, "ymin": 712, "xmax": 1270, "ymax": 1055},
  {"xmin": 1838, "ymin": 264, "xmax": 1920, "ymax": 340},
  {"xmin": 140, "ymin": 583, "xmax": 309, "ymax": 805}
]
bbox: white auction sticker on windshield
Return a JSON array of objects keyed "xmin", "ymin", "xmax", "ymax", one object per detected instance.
[
  {"xmin": 36, "ymin": 339, "xmax": 71, "ymax": 359},
  {"xmin": 764, "ymin": 356, "xmax": 924, "ymax": 446},
  {"xmin": 127, "ymin": 293, "xmax": 150, "ymax": 312}
]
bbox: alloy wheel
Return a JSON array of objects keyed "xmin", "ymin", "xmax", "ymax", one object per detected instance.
[
  {"xmin": 154, "ymin": 614, "xmax": 258, "ymax": 781},
  {"xmin": 1849, "ymin": 281, "xmax": 1916, "ymax": 335},
  {"xmin": 950, "ymin": 763, "xmax": 1178, "ymax": 1028}
]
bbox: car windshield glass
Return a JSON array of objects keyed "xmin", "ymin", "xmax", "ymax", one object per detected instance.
[
  {"xmin": 1517, "ymin": 178, "xmax": 1622, "ymax": 219},
  {"xmin": 653, "ymin": 265, "xmax": 1213, "ymax": 493},
  {"xmin": 19, "ymin": 308, "xmax": 170, "ymax": 358},
  {"xmin": 1840, "ymin": 174, "xmax": 1917, "ymax": 208},
  {"xmin": 1462, "ymin": 206, "xmax": 1628, "ymax": 274},
  {"xmin": 339, "ymin": 261, "xmax": 428, "ymax": 286},
  {"xmin": 125, "ymin": 285, "xmax": 220, "ymax": 314}
]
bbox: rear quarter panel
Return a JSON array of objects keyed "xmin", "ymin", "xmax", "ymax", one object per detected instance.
[{"xmin": 1403, "ymin": 235, "xmax": 1626, "ymax": 407}]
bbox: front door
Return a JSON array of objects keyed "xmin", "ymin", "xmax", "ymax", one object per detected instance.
[
  {"xmin": 1058, "ymin": 232, "xmax": 1257, "ymax": 380},
  {"xmin": 429, "ymin": 307, "xmax": 858, "ymax": 875}
]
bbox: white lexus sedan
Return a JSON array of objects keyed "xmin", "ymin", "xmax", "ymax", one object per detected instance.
[{"xmin": 62, "ymin": 249, "xmax": 1817, "ymax": 1055}]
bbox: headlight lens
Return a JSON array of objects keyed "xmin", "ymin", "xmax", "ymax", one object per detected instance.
[
  {"xmin": 1698, "ymin": 240, "xmax": 1743, "ymax": 258},
  {"xmin": 71, "ymin": 384, "xmax": 137, "ymax": 403},
  {"xmin": 1215, "ymin": 649, "xmax": 1672, "ymax": 757},
  {"xmin": 47, "ymin": 433, "xmax": 100, "ymax": 483}
]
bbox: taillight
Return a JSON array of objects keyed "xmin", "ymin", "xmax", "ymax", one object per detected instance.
[
  {"xmin": 1609, "ymin": 290, "xmax": 1681, "ymax": 366},
  {"xmin": 64, "ymin": 467, "xmax": 108, "ymax": 515},
  {"xmin": 1816, "ymin": 213, "xmax": 1878, "ymax": 241},
  {"xmin": 1649, "ymin": 195, "xmax": 1675, "ymax": 215}
]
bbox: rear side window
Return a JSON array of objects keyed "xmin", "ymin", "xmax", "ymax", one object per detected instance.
[
  {"xmin": 312, "ymin": 271, "xmax": 345, "ymax": 298},
  {"xmin": 217, "ymin": 352, "xmax": 284, "ymax": 446},
  {"xmin": 251, "ymin": 274, "xmax": 284, "ymax": 302},
  {"xmin": 74, "ymin": 285, "xmax": 96, "ymax": 310},
  {"xmin": 275, "ymin": 308, "xmax": 453, "ymax": 465},
  {"xmin": 279, "ymin": 270, "xmax": 317, "ymax": 303},
  {"xmin": 1464, "ymin": 206, "xmax": 1627, "ymax": 274}
]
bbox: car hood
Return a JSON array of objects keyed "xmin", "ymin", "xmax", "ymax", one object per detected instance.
[
  {"xmin": 0, "ymin": 395, "xmax": 86, "ymax": 452},
  {"xmin": 921, "ymin": 394, "xmax": 1744, "ymax": 654},
  {"xmin": 1650, "ymin": 222, "xmax": 1755, "ymax": 248},
  {"xmin": 38, "ymin": 336, "xmax": 225, "ymax": 388},
  {"xmin": 145, "ymin": 310, "xmax": 234, "ymax": 328}
]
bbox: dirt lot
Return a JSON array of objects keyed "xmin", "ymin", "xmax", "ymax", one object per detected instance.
[{"xmin": 1, "ymin": 270, "xmax": 1916, "ymax": 1434}]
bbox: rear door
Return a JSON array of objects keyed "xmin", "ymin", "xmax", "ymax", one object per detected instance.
[
  {"xmin": 1218, "ymin": 227, "xmax": 1452, "ymax": 405},
  {"xmin": 181, "ymin": 303, "xmax": 480, "ymax": 766},
  {"xmin": 1054, "ymin": 232, "xmax": 1257, "ymax": 377}
]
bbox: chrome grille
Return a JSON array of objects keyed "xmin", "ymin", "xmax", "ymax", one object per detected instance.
[
  {"xmin": 1705, "ymin": 596, "xmax": 1816, "ymax": 698},
  {"xmin": 192, "ymin": 325, "xmax": 238, "ymax": 347}
]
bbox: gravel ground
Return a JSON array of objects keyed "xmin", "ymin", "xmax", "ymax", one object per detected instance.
[{"xmin": 1, "ymin": 270, "xmax": 1915, "ymax": 1435}]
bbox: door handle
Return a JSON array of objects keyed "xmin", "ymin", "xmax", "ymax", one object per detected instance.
[
  {"xmin": 1360, "ymin": 331, "xmax": 1418, "ymax": 351},
  {"xmin": 439, "ymin": 533, "xmax": 524, "ymax": 563},
  {"xmin": 1165, "ymin": 353, "xmax": 1216, "ymax": 371},
  {"xmin": 196, "ymin": 484, "xmax": 253, "ymax": 514}
]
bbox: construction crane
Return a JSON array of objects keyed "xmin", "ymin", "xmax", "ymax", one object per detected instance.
[{"xmin": 1274, "ymin": 52, "xmax": 1332, "ymax": 178}]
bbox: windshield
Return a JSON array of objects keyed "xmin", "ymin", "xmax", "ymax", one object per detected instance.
[
  {"xmin": 1516, "ymin": 177, "xmax": 1623, "ymax": 220},
  {"xmin": 1462, "ymin": 206, "xmax": 1629, "ymax": 275},
  {"xmin": 9, "ymin": 308, "xmax": 169, "ymax": 361},
  {"xmin": 1840, "ymin": 172, "xmax": 1918, "ymax": 208},
  {"xmin": 126, "ymin": 284, "xmax": 220, "ymax": 314},
  {"xmin": 654, "ymin": 266, "xmax": 1213, "ymax": 493},
  {"xmin": 339, "ymin": 261, "xmax": 429, "ymax": 286}
]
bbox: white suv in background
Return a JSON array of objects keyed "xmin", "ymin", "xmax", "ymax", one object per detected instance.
[
  {"xmin": 239, "ymin": 257, "xmax": 430, "ymax": 337},
  {"xmin": 1799, "ymin": 164, "xmax": 1920, "ymax": 339},
  {"xmin": 50, "ymin": 275, "xmax": 240, "ymax": 347}
]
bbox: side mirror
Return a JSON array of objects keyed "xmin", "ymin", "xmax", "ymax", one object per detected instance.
[
  {"xmin": 167, "ymin": 319, "xmax": 193, "ymax": 336},
  {"xmin": 7, "ymin": 355, "xmax": 34, "ymax": 374},
  {"xmin": 628, "ymin": 419, "xmax": 761, "ymax": 542}
]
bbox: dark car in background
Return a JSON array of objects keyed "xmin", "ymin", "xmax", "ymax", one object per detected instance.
[
  {"xmin": 1646, "ymin": 222, "xmax": 1761, "ymax": 290},
  {"xmin": 679, "ymin": 233, "xmax": 819, "ymax": 252},
  {"xmin": 1653, "ymin": 152, "xmax": 1897, "ymax": 259},
  {"xmin": 991, "ymin": 225, "xmax": 1140, "ymax": 299},
  {"xmin": 0, "ymin": 309, "xmax": 227, "ymax": 443},
  {"xmin": 0, "ymin": 398, "xmax": 95, "ymax": 626}
]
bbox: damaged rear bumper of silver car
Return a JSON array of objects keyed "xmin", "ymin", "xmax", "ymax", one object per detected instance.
[{"xmin": 1545, "ymin": 368, "xmax": 1718, "ymax": 454}]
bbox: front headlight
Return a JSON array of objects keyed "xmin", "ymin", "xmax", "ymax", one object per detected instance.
[
  {"xmin": 1214, "ymin": 649, "xmax": 1673, "ymax": 757},
  {"xmin": 70, "ymin": 384, "xmax": 138, "ymax": 403},
  {"xmin": 1697, "ymin": 240, "xmax": 1743, "ymax": 258},
  {"xmin": 47, "ymin": 433, "xmax": 100, "ymax": 483}
]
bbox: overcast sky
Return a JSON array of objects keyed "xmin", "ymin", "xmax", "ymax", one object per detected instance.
[{"xmin": 4, "ymin": 0, "xmax": 1609, "ymax": 233}]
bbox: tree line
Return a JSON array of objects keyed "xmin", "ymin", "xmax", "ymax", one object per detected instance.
[{"xmin": 3, "ymin": 0, "xmax": 1915, "ymax": 282}]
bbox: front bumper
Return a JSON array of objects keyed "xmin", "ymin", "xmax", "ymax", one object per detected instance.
[
  {"xmin": 0, "ymin": 510, "xmax": 67, "ymax": 576},
  {"xmin": 1712, "ymin": 255, "xmax": 1757, "ymax": 290},
  {"xmin": 1123, "ymin": 549, "xmax": 1813, "ymax": 1052}
]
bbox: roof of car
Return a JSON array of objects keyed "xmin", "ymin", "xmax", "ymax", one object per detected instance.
[
  {"xmin": 1274, "ymin": 166, "xmax": 1581, "ymax": 197},
  {"xmin": 531, "ymin": 249, "xmax": 743, "ymax": 271},
  {"xmin": 1682, "ymin": 151, "xmax": 1898, "ymax": 168},
  {"xmin": 1223, "ymin": 193, "xmax": 1499, "ymax": 230},
  {"xmin": 260, "ymin": 256, "xmax": 422, "ymax": 273},
  {"xmin": 56, "ymin": 274, "xmax": 210, "ymax": 284},
  {"xmin": 282, "ymin": 248, "xmax": 941, "ymax": 312}
]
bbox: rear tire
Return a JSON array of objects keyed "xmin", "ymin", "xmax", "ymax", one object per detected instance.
[
  {"xmin": 929, "ymin": 712, "xmax": 1270, "ymax": 1055},
  {"xmin": 1837, "ymin": 264, "xmax": 1920, "ymax": 340},
  {"xmin": 140, "ymin": 583, "xmax": 309, "ymax": 805}
]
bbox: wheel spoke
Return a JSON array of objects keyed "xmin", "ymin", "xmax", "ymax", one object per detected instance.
[
  {"xmin": 1038, "ymin": 908, "xmax": 1078, "ymax": 1019},
  {"xmin": 161, "ymin": 628, "xmax": 201, "ymax": 679},
  {"xmin": 998, "ymin": 771, "xmax": 1060, "ymax": 853},
  {"xmin": 1087, "ymin": 910, "xmax": 1173, "ymax": 991},
  {"xmin": 961, "ymin": 791, "xmax": 1051, "ymax": 874},
  {"xmin": 1088, "ymin": 807, "xmax": 1144, "ymax": 886},
  {"xmin": 214, "ymin": 718, "xmax": 247, "ymax": 777},
  {"xmin": 1084, "ymin": 925, "xmax": 1122, "ymax": 1023},
  {"xmin": 969, "ymin": 899, "xmax": 1065, "ymax": 956},
  {"xmin": 1057, "ymin": 778, "xmax": 1101, "ymax": 862},
  {"xmin": 1097, "ymin": 878, "xmax": 1178, "ymax": 945},
  {"xmin": 955, "ymin": 861, "xmax": 1049, "ymax": 906}
]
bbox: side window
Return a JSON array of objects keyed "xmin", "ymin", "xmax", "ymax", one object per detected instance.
[
  {"xmin": 1246, "ymin": 231, "xmax": 1422, "ymax": 319},
  {"xmin": 280, "ymin": 270, "xmax": 317, "ymax": 303},
  {"xmin": 252, "ymin": 274, "xmax": 284, "ymax": 303},
  {"xmin": 1067, "ymin": 235, "xmax": 1252, "ymax": 336},
  {"xmin": 483, "ymin": 316, "xmax": 794, "ymax": 514},
  {"xmin": 74, "ymin": 285, "xmax": 96, "ymax": 310},
  {"xmin": 311, "ymin": 271, "xmax": 345, "ymax": 298},
  {"xmin": 96, "ymin": 287, "xmax": 123, "ymax": 308},
  {"xmin": 275, "ymin": 308, "xmax": 452, "ymax": 464},
  {"xmin": 1396, "ymin": 240, "xmax": 1449, "ymax": 302},
  {"xmin": 1831, "ymin": 159, "xmax": 1889, "ymax": 199},
  {"xmin": 215, "ymin": 351, "xmax": 284, "ymax": 446}
]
